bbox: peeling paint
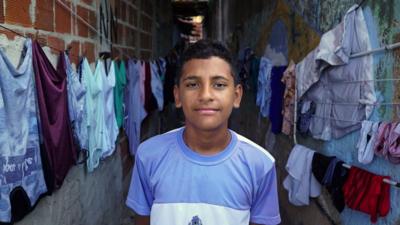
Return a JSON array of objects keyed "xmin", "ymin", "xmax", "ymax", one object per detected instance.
[{"xmin": 225, "ymin": 0, "xmax": 400, "ymax": 224}]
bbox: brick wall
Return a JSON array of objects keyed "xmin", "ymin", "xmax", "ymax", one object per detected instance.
[
  {"xmin": 0, "ymin": 0, "xmax": 155, "ymax": 64},
  {"xmin": 0, "ymin": 1, "xmax": 161, "ymax": 224}
]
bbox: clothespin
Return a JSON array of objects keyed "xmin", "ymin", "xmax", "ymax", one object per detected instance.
[
  {"xmin": 65, "ymin": 43, "xmax": 73, "ymax": 55},
  {"xmin": 34, "ymin": 30, "xmax": 39, "ymax": 40}
]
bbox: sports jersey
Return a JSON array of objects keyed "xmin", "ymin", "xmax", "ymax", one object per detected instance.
[{"xmin": 126, "ymin": 128, "xmax": 281, "ymax": 225}]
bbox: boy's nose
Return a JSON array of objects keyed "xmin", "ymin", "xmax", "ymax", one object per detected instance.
[{"xmin": 198, "ymin": 85, "xmax": 213, "ymax": 102}]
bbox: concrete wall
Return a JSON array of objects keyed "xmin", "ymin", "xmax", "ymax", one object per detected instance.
[
  {"xmin": 217, "ymin": 0, "xmax": 400, "ymax": 225},
  {"xmin": 0, "ymin": 0, "xmax": 172, "ymax": 225}
]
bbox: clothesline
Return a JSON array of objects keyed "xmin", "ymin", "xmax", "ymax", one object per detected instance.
[
  {"xmin": 56, "ymin": 0, "xmax": 131, "ymax": 59},
  {"xmin": 341, "ymin": 163, "xmax": 400, "ymax": 187},
  {"xmin": 329, "ymin": 77, "xmax": 400, "ymax": 84},
  {"xmin": 0, "ymin": 24, "xmax": 81, "ymax": 60},
  {"xmin": 350, "ymin": 41, "xmax": 400, "ymax": 58},
  {"xmin": 310, "ymin": 114, "xmax": 367, "ymax": 123},
  {"xmin": 313, "ymin": 101, "xmax": 400, "ymax": 106}
]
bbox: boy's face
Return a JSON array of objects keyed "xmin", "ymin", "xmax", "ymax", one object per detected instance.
[{"xmin": 174, "ymin": 56, "xmax": 242, "ymax": 132}]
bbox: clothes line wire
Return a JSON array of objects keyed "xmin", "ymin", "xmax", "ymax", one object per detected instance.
[
  {"xmin": 0, "ymin": 23, "xmax": 81, "ymax": 60},
  {"xmin": 56, "ymin": 0, "xmax": 131, "ymax": 59},
  {"xmin": 312, "ymin": 101, "xmax": 400, "ymax": 106},
  {"xmin": 341, "ymin": 163, "xmax": 400, "ymax": 188},
  {"xmin": 326, "ymin": 78, "xmax": 400, "ymax": 84},
  {"xmin": 310, "ymin": 114, "xmax": 366, "ymax": 123},
  {"xmin": 293, "ymin": 73, "xmax": 298, "ymax": 144},
  {"xmin": 355, "ymin": 0, "xmax": 367, "ymax": 10},
  {"xmin": 350, "ymin": 41, "xmax": 400, "ymax": 58}
]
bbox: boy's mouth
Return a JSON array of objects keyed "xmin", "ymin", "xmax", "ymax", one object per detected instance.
[{"xmin": 195, "ymin": 108, "xmax": 219, "ymax": 115}]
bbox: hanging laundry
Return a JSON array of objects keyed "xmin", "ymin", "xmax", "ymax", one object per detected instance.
[
  {"xmin": 281, "ymin": 60, "xmax": 296, "ymax": 135},
  {"xmin": 65, "ymin": 53, "xmax": 87, "ymax": 150},
  {"xmin": 256, "ymin": 57, "xmax": 272, "ymax": 118},
  {"xmin": 342, "ymin": 166, "xmax": 390, "ymax": 223},
  {"xmin": 357, "ymin": 120, "xmax": 379, "ymax": 164},
  {"xmin": 32, "ymin": 41, "xmax": 76, "ymax": 192},
  {"xmin": 99, "ymin": 60, "xmax": 119, "ymax": 158},
  {"xmin": 124, "ymin": 59, "xmax": 147, "ymax": 155},
  {"xmin": 374, "ymin": 122, "xmax": 400, "ymax": 164},
  {"xmin": 297, "ymin": 100, "xmax": 316, "ymax": 135},
  {"xmin": 296, "ymin": 5, "xmax": 376, "ymax": 140},
  {"xmin": 81, "ymin": 58, "xmax": 107, "ymax": 172},
  {"xmin": 0, "ymin": 39, "xmax": 47, "ymax": 223},
  {"xmin": 312, "ymin": 153, "xmax": 349, "ymax": 212},
  {"xmin": 150, "ymin": 60, "xmax": 164, "ymax": 111},
  {"xmin": 283, "ymin": 145, "xmax": 321, "ymax": 206},
  {"xmin": 269, "ymin": 66, "xmax": 287, "ymax": 134},
  {"xmin": 144, "ymin": 61, "xmax": 158, "ymax": 113},
  {"xmin": 156, "ymin": 57, "xmax": 167, "ymax": 83},
  {"xmin": 114, "ymin": 60, "xmax": 127, "ymax": 128}
]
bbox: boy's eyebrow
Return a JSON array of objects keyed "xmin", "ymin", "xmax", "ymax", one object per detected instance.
[
  {"xmin": 182, "ymin": 75, "xmax": 200, "ymax": 81},
  {"xmin": 182, "ymin": 75, "xmax": 230, "ymax": 81},
  {"xmin": 211, "ymin": 75, "xmax": 229, "ymax": 81}
]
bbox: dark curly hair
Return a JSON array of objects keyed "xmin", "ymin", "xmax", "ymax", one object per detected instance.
[{"xmin": 175, "ymin": 39, "xmax": 238, "ymax": 85}]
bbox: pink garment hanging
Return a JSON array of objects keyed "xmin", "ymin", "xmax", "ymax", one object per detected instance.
[{"xmin": 32, "ymin": 41, "xmax": 77, "ymax": 192}]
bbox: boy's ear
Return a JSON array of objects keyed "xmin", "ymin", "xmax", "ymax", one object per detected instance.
[
  {"xmin": 173, "ymin": 85, "xmax": 182, "ymax": 108},
  {"xmin": 233, "ymin": 84, "xmax": 243, "ymax": 108}
]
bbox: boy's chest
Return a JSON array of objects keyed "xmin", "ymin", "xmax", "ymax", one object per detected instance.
[{"xmin": 149, "ymin": 160, "xmax": 254, "ymax": 209}]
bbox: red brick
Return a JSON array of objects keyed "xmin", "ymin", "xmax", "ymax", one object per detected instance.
[
  {"xmin": 0, "ymin": 1, "xmax": 4, "ymax": 23},
  {"xmin": 77, "ymin": 6, "xmax": 89, "ymax": 37},
  {"xmin": 5, "ymin": 0, "xmax": 32, "ymax": 27},
  {"xmin": 111, "ymin": 46, "xmax": 118, "ymax": 58},
  {"xmin": 140, "ymin": 33, "xmax": 151, "ymax": 50},
  {"xmin": 127, "ymin": 49, "xmax": 135, "ymax": 58},
  {"xmin": 120, "ymin": 1, "xmax": 126, "ymax": 22},
  {"xmin": 88, "ymin": 9, "xmax": 97, "ymax": 38},
  {"xmin": 116, "ymin": 24, "xmax": 123, "ymax": 44},
  {"xmin": 35, "ymin": 0, "xmax": 54, "ymax": 31},
  {"xmin": 140, "ymin": 50, "xmax": 151, "ymax": 60},
  {"xmin": 67, "ymin": 41, "xmax": 80, "ymax": 66},
  {"xmin": 26, "ymin": 32, "xmax": 47, "ymax": 46},
  {"xmin": 81, "ymin": 0, "xmax": 93, "ymax": 6},
  {"xmin": 141, "ymin": 15, "xmax": 152, "ymax": 32},
  {"xmin": 55, "ymin": 0, "xmax": 71, "ymax": 34},
  {"xmin": 122, "ymin": 26, "xmax": 127, "ymax": 45},
  {"xmin": 129, "ymin": 28, "xmax": 136, "ymax": 47},
  {"xmin": 82, "ymin": 42, "xmax": 95, "ymax": 63},
  {"xmin": 141, "ymin": 0, "xmax": 153, "ymax": 16},
  {"xmin": 0, "ymin": 28, "xmax": 18, "ymax": 40},
  {"xmin": 128, "ymin": 7, "xmax": 136, "ymax": 26},
  {"xmin": 47, "ymin": 36, "xmax": 65, "ymax": 54}
]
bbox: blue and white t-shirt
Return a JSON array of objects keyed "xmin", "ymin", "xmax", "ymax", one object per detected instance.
[{"xmin": 126, "ymin": 128, "xmax": 281, "ymax": 225}]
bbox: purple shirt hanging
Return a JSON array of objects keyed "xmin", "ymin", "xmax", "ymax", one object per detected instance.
[
  {"xmin": 32, "ymin": 41, "xmax": 76, "ymax": 192},
  {"xmin": 269, "ymin": 66, "xmax": 287, "ymax": 134}
]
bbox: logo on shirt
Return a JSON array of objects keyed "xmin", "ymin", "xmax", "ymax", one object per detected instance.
[{"xmin": 188, "ymin": 215, "xmax": 203, "ymax": 225}]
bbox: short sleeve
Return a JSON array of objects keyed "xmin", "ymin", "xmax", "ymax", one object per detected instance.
[
  {"xmin": 250, "ymin": 164, "xmax": 281, "ymax": 225},
  {"xmin": 125, "ymin": 154, "xmax": 154, "ymax": 216}
]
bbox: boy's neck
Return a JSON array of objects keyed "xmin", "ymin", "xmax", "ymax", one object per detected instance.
[{"xmin": 183, "ymin": 126, "xmax": 231, "ymax": 156}]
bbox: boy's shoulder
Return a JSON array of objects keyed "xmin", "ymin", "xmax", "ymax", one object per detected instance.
[
  {"xmin": 135, "ymin": 128, "xmax": 181, "ymax": 161},
  {"xmin": 233, "ymin": 131, "xmax": 276, "ymax": 171}
]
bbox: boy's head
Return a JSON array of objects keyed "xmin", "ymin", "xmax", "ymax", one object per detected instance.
[
  {"xmin": 174, "ymin": 39, "xmax": 243, "ymax": 132},
  {"xmin": 175, "ymin": 39, "xmax": 239, "ymax": 85}
]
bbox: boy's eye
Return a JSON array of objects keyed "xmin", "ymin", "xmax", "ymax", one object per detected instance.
[
  {"xmin": 213, "ymin": 82, "xmax": 227, "ymax": 89},
  {"xmin": 185, "ymin": 82, "xmax": 199, "ymax": 88}
]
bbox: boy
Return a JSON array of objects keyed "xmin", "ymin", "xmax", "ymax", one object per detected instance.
[{"xmin": 126, "ymin": 40, "xmax": 281, "ymax": 225}]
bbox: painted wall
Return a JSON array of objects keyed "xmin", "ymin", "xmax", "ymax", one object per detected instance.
[{"xmin": 218, "ymin": 0, "xmax": 400, "ymax": 224}]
